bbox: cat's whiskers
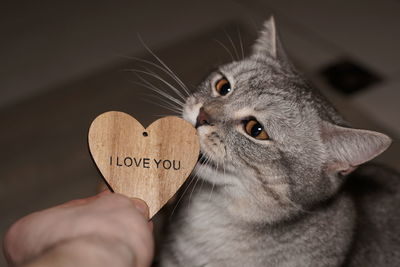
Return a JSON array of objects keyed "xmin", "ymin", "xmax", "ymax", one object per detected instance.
[
  {"xmin": 169, "ymin": 154, "xmax": 209, "ymax": 219},
  {"xmin": 224, "ymin": 29, "xmax": 240, "ymax": 61},
  {"xmin": 140, "ymin": 94, "xmax": 182, "ymax": 114},
  {"xmin": 237, "ymin": 27, "xmax": 245, "ymax": 60},
  {"xmin": 212, "ymin": 145, "xmax": 229, "ymax": 200},
  {"xmin": 213, "ymin": 39, "xmax": 235, "ymax": 62},
  {"xmin": 208, "ymin": 179, "xmax": 216, "ymax": 202},
  {"xmin": 137, "ymin": 35, "xmax": 191, "ymax": 97},
  {"xmin": 132, "ymin": 71, "xmax": 183, "ymax": 105},
  {"xmin": 206, "ymin": 155, "xmax": 219, "ymax": 202},
  {"xmin": 122, "ymin": 36, "xmax": 192, "ymax": 118},
  {"xmin": 128, "ymin": 69, "xmax": 186, "ymax": 103},
  {"xmin": 132, "ymin": 85, "xmax": 182, "ymax": 115},
  {"xmin": 125, "ymin": 56, "xmax": 190, "ymax": 97},
  {"xmin": 169, "ymin": 175, "xmax": 197, "ymax": 220},
  {"xmin": 198, "ymin": 168, "xmax": 207, "ymax": 197},
  {"xmin": 188, "ymin": 155, "xmax": 213, "ymax": 206},
  {"xmin": 208, "ymin": 154, "xmax": 222, "ymax": 202},
  {"xmin": 142, "ymin": 66, "xmax": 187, "ymax": 101},
  {"xmin": 153, "ymin": 113, "xmax": 183, "ymax": 119},
  {"xmin": 132, "ymin": 72, "xmax": 183, "ymax": 114},
  {"xmin": 132, "ymin": 79, "xmax": 183, "ymax": 113},
  {"xmin": 135, "ymin": 75, "xmax": 182, "ymax": 105}
]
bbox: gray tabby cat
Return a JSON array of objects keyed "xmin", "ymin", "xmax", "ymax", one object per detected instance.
[{"xmin": 158, "ymin": 17, "xmax": 400, "ymax": 267}]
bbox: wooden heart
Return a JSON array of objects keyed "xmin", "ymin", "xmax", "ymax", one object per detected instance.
[{"xmin": 88, "ymin": 111, "xmax": 200, "ymax": 218}]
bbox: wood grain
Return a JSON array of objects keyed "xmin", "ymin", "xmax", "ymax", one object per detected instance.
[{"xmin": 88, "ymin": 111, "xmax": 200, "ymax": 217}]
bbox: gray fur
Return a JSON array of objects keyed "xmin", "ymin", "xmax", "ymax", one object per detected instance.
[{"xmin": 158, "ymin": 17, "xmax": 397, "ymax": 266}]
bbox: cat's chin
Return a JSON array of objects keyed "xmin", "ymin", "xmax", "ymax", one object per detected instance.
[{"xmin": 194, "ymin": 161, "xmax": 236, "ymax": 186}]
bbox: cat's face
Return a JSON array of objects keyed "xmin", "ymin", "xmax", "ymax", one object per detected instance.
[
  {"xmin": 182, "ymin": 17, "xmax": 391, "ymax": 223},
  {"xmin": 183, "ymin": 56, "xmax": 324, "ymax": 222}
]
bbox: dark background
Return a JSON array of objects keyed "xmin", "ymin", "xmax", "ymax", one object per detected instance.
[{"xmin": 1, "ymin": 1, "xmax": 399, "ymax": 265}]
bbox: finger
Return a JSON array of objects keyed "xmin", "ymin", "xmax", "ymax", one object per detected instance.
[
  {"xmin": 60, "ymin": 190, "xmax": 111, "ymax": 208},
  {"xmin": 148, "ymin": 221, "xmax": 154, "ymax": 231},
  {"xmin": 90, "ymin": 189, "xmax": 112, "ymax": 200},
  {"xmin": 130, "ymin": 198, "xmax": 150, "ymax": 219},
  {"xmin": 61, "ymin": 198, "xmax": 91, "ymax": 207},
  {"xmin": 98, "ymin": 189, "xmax": 112, "ymax": 195}
]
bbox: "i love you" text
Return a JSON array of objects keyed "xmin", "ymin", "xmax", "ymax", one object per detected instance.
[{"xmin": 109, "ymin": 156, "xmax": 181, "ymax": 170}]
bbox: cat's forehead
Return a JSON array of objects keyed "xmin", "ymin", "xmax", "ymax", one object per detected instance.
[
  {"xmin": 219, "ymin": 57, "xmax": 281, "ymax": 79},
  {"xmin": 218, "ymin": 59, "xmax": 301, "ymax": 107},
  {"xmin": 220, "ymin": 59, "xmax": 299, "ymax": 97},
  {"xmin": 219, "ymin": 61, "xmax": 259, "ymax": 82}
]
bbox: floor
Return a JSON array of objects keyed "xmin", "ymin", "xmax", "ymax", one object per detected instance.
[{"xmin": 1, "ymin": 1, "xmax": 399, "ymax": 266}]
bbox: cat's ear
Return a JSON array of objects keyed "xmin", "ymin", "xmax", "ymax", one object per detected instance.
[
  {"xmin": 321, "ymin": 122, "xmax": 392, "ymax": 175},
  {"xmin": 252, "ymin": 16, "xmax": 288, "ymax": 61}
]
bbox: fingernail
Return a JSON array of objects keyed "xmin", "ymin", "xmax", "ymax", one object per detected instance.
[{"xmin": 131, "ymin": 198, "xmax": 149, "ymax": 218}]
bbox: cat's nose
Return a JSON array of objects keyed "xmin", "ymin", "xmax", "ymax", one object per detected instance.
[{"xmin": 195, "ymin": 107, "xmax": 211, "ymax": 128}]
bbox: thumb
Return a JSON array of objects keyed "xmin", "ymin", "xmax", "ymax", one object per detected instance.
[{"xmin": 131, "ymin": 198, "xmax": 150, "ymax": 219}]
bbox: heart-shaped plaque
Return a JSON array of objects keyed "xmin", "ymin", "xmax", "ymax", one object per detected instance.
[{"xmin": 88, "ymin": 111, "xmax": 200, "ymax": 217}]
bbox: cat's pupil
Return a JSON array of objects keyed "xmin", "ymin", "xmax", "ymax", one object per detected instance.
[
  {"xmin": 220, "ymin": 83, "xmax": 231, "ymax": 95},
  {"xmin": 215, "ymin": 77, "xmax": 232, "ymax": 96},
  {"xmin": 251, "ymin": 123, "xmax": 263, "ymax": 137}
]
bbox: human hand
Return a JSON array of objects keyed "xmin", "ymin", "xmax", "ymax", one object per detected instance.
[{"xmin": 3, "ymin": 191, "xmax": 154, "ymax": 267}]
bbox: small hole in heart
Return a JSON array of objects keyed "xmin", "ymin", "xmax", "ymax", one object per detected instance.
[{"xmin": 143, "ymin": 132, "xmax": 148, "ymax": 137}]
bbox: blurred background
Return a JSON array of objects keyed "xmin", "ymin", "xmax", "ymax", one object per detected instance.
[{"xmin": 1, "ymin": 0, "xmax": 399, "ymax": 265}]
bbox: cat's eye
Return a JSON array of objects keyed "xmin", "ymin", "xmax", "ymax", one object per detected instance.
[
  {"xmin": 215, "ymin": 77, "xmax": 232, "ymax": 96},
  {"xmin": 244, "ymin": 119, "xmax": 269, "ymax": 140}
]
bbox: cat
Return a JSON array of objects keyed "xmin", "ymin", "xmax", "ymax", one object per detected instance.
[{"xmin": 157, "ymin": 17, "xmax": 399, "ymax": 267}]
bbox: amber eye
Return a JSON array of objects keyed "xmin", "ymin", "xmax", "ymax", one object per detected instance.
[
  {"xmin": 215, "ymin": 77, "xmax": 232, "ymax": 96},
  {"xmin": 244, "ymin": 119, "xmax": 269, "ymax": 140}
]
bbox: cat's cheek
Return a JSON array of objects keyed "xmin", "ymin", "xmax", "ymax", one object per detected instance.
[
  {"xmin": 197, "ymin": 126, "xmax": 225, "ymax": 158},
  {"xmin": 227, "ymin": 182, "xmax": 296, "ymax": 223}
]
